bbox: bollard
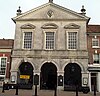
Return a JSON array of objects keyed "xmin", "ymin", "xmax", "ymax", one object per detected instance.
[
  {"xmin": 94, "ymin": 84, "xmax": 96, "ymax": 96},
  {"xmin": 34, "ymin": 85, "xmax": 37, "ymax": 96},
  {"xmin": 15, "ymin": 84, "xmax": 18, "ymax": 95},
  {"xmin": 76, "ymin": 85, "xmax": 78, "ymax": 96},
  {"xmin": 2, "ymin": 82, "xmax": 5, "ymax": 93},
  {"xmin": 54, "ymin": 85, "xmax": 57, "ymax": 96}
]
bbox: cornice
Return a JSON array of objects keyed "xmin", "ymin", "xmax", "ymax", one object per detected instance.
[
  {"xmin": 11, "ymin": 55, "xmax": 89, "ymax": 59},
  {"xmin": 14, "ymin": 18, "xmax": 87, "ymax": 22}
]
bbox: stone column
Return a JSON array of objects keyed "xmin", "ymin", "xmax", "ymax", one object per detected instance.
[
  {"xmin": 32, "ymin": 71, "xmax": 40, "ymax": 96},
  {"xmin": 88, "ymin": 72, "xmax": 92, "ymax": 92},
  {"xmin": 34, "ymin": 71, "xmax": 40, "ymax": 89},
  {"xmin": 97, "ymin": 72, "xmax": 100, "ymax": 92},
  {"xmin": 10, "ymin": 70, "xmax": 18, "ymax": 84},
  {"xmin": 82, "ymin": 72, "xmax": 89, "ymax": 87},
  {"xmin": 57, "ymin": 71, "xmax": 64, "ymax": 90}
]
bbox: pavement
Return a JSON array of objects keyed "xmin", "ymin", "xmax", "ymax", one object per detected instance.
[{"xmin": 0, "ymin": 88, "xmax": 100, "ymax": 96}]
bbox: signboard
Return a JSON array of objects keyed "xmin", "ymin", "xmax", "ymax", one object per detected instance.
[
  {"xmin": 20, "ymin": 75, "xmax": 30, "ymax": 79},
  {"xmin": 58, "ymin": 75, "xmax": 63, "ymax": 86},
  {"xmin": 34, "ymin": 74, "xmax": 39, "ymax": 85}
]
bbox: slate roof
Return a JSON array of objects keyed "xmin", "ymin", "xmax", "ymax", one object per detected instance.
[
  {"xmin": 0, "ymin": 39, "xmax": 14, "ymax": 49},
  {"xmin": 87, "ymin": 25, "xmax": 100, "ymax": 32}
]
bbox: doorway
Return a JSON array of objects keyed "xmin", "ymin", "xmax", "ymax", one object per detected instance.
[
  {"xmin": 18, "ymin": 62, "xmax": 34, "ymax": 89},
  {"xmin": 40, "ymin": 62, "xmax": 57, "ymax": 90},
  {"xmin": 64, "ymin": 63, "xmax": 81, "ymax": 91},
  {"xmin": 91, "ymin": 73, "xmax": 97, "ymax": 91}
]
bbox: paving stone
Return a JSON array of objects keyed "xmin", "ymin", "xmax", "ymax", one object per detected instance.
[{"xmin": 0, "ymin": 88, "xmax": 100, "ymax": 96}]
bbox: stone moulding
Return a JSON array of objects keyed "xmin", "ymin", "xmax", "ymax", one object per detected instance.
[{"xmin": 21, "ymin": 23, "xmax": 36, "ymax": 29}]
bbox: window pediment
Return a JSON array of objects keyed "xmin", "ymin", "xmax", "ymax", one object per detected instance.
[
  {"xmin": 41, "ymin": 23, "xmax": 58, "ymax": 29},
  {"xmin": 64, "ymin": 23, "xmax": 80, "ymax": 29},
  {"xmin": 21, "ymin": 23, "xmax": 35, "ymax": 29}
]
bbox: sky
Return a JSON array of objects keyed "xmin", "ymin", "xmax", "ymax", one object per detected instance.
[{"xmin": 0, "ymin": 0, "xmax": 100, "ymax": 39}]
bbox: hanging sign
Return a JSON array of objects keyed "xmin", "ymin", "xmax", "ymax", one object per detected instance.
[{"xmin": 20, "ymin": 75, "xmax": 30, "ymax": 79}]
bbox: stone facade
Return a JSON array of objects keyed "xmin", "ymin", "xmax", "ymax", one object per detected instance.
[{"xmin": 11, "ymin": 2, "xmax": 90, "ymax": 90}]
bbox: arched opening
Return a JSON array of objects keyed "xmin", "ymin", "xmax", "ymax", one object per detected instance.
[
  {"xmin": 40, "ymin": 62, "xmax": 57, "ymax": 90},
  {"xmin": 64, "ymin": 63, "xmax": 81, "ymax": 91},
  {"xmin": 18, "ymin": 62, "xmax": 34, "ymax": 89}
]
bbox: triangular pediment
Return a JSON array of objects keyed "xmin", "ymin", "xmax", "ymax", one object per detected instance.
[{"xmin": 12, "ymin": 2, "xmax": 90, "ymax": 22}]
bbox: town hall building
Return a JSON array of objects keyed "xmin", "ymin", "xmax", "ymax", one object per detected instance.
[{"xmin": 10, "ymin": 0, "xmax": 90, "ymax": 91}]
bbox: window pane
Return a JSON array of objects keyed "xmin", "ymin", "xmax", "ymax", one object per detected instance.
[
  {"xmin": 0, "ymin": 77, "xmax": 4, "ymax": 81},
  {"xmin": 46, "ymin": 32, "xmax": 54, "ymax": 49},
  {"xmin": 24, "ymin": 32, "xmax": 32, "ymax": 49},
  {"xmin": 93, "ymin": 54, "xmax": 99, "ymax": 63},
  {"xmin": 68, "ymin": 32, "xmax": 77, "ymax": 49},
  {"xmin": 92, "ymin": 38, "xmax": 99, "ymax": 48},
  {"xmin": 0, "ymin": 58, "xmax": 7, "ymax": 75}
]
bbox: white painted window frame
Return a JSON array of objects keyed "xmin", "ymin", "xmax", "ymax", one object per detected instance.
[
  {"xmin": 43, "ymin": 29, "xmax": 57, "ymax": 50},
  {"xmin": 66, "ymin": 30, "xmax": 78, "ymax": 50},
  {"xmin": 92, "ymin": 38, "xmax": 99, "ymax": 48},
  {"xmin": 22, "ymin": 29, "xmax": 34, "ymax": 49},
  {"xmin": 0, "ymin": 57, "xmax": 7, "ymax": 77}
]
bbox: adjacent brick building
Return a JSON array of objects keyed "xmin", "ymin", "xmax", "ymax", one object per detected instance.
[
  {"xmin": 87, "ymin": 25, "xmax": 100, "ymax": 92},
  {"xmin": 0, "ymin": 39, "xmax": 13, "ymax": 85}
]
